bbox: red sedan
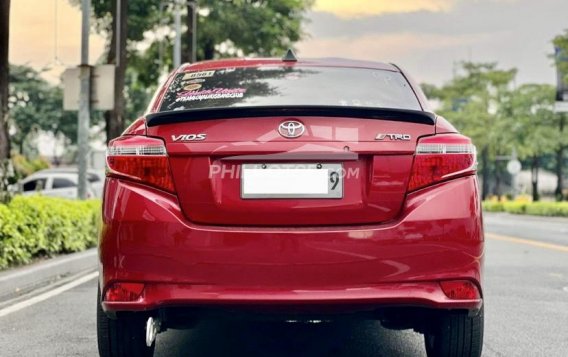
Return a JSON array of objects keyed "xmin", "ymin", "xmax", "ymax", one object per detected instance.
[{"xmin": 97, "ymin": 54, "xmax": 484, "ymax": 357}]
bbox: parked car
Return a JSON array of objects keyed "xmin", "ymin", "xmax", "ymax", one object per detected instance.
[
  {"xmin": 98, "ymin": 55, "xmax": 484, "ymax": 357},
  {"xmin": 15, "ymin": 168, "xmax": 101, "ymax": 199},
  {"xmin": 36, "ymin": 167, "xmax": 105, "ymax": 197}
]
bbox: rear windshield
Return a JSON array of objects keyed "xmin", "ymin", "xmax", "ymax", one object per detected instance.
[{"xmin": 159, "ymin": 66, "xmax": 421, "ymax": 112}]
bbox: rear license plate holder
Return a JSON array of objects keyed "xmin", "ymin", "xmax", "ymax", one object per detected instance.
[{"xmin": 241, "ymin": 163, "xmax": 343, "ymax": 199}]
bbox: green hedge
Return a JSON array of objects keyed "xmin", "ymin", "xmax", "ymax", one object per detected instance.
[
  {"xmin": 0, "ymin": 195, "xmax": 101, "ymax": 270},
  {"xmin": 482, "ymin": 201, "xmax": 568, "ymax": 217},
  {"xmin": 482, "ymin": 201, "xmax": 504, "ymax": 212}
]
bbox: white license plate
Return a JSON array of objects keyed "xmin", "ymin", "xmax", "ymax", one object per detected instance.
[{"xmin": 241, "ymin": 163, "xmax": 343, "ymax": 199}]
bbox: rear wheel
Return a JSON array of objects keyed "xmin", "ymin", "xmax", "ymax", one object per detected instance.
[
  {"xmin": 424, "ymin": 307, "xmax": 483, "ymax": 357},
  {"xmin": 97, "ymin": 288, "xmax": 155, "ymax": 357}
]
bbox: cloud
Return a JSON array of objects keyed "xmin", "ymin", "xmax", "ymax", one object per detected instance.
[
  {"xmin": 296, "ymin": 32, "xmax": 510, "ymax": 85},
  {"xmin": 306, "ymin": 0, "xmax": 531, "ymax": 39},
  {"xmin": 313, "ymin": 0, "xmax": 454, "ymax": 18},
  {"xmin": 297, "ymin": 32, "xmax": 495, "ymax": 61},
  {"xmin": 300, "ymin": 0, "xmax": 566, "ymax": 85}
]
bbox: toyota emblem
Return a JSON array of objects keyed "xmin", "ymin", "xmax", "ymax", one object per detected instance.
[{"xmin": 278, "ymin": 121, "xmax": 305, "ymax": 138}]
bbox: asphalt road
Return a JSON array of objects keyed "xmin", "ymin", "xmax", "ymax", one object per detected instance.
[{"xmin": 1, "ymin": 212, "xmax": 567, "ymax": 356}]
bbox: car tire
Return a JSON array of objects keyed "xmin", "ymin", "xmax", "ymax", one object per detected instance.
[
  {"xmin": 97, "ymin": 287, "xmax": 155, "ymax": 357},
  {"xmin": 424, "ymin": 307, "xmax": 483, "ymax": 357}
]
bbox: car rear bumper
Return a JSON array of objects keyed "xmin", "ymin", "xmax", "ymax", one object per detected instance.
[
  {"xmin": 103, "ymin": 282, "xmax": 481, "ymax": 313},
  {"xmin": 99, "ymin": 176, "xmax": 484, "ymax": 314}
]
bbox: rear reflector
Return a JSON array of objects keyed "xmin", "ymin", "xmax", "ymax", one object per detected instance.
[
  {"xmin": 440, "ymin": 280, "xmax": 480, "ymax": 300},
  {"xmin": 104, "ymin": 282, "xmax": 145, "ymax": 302},
  {"xmin": 408, "ymin": 134, "xmax": 476, "ymax": 191},
  {"xmin": 106, "ymin": 135, "xmax": 175, "ymax": 193}
]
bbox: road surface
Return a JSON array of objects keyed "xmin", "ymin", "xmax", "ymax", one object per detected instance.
[{"xmin": 1, "ymin": 212, "xmax": 567, "ymax": 356}]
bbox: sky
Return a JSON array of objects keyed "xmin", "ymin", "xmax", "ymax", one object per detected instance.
[
  {"xmin": 9, "ymin": 0, "xmax": 105, "ymax": 83},
  {"xmin": 8, "ymin": 0, "xmax": 568, "ymax": 86},
  {"xmin": 298, "ymin": 0, "xmax": 568, "ymax": 85}
]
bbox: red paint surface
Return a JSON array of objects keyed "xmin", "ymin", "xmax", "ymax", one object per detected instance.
[{"xmin": 100, "ymin": 58, "xmax": 483, "ymax": 315}]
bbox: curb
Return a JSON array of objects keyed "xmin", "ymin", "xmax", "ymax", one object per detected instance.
[{"xmin": 0, "ymin": 248, "xmax": 98, "ymax": 302}]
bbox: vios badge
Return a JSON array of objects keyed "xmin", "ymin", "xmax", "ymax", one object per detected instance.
[{"xmin": 171, "ymin": 134, "xmax": 207, "ymax": 142}]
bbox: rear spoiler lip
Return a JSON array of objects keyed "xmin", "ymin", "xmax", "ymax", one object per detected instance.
[{"xmin": 145, "ymin": 106, "xmax": 436, "ymax": 127}]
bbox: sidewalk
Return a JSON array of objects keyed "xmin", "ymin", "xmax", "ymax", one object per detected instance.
[{"xmin": 0, "ymin": 248, "xmax": 97, "ymax": 302}]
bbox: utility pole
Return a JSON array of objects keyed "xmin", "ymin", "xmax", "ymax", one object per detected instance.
[
  {"xmin": 164, "ymin": 0, "xmax": 197, "ymax": 68},
  {"xmin": 77, "ymin": 0, "xmax": 91, "ymax": 199},
  {"xmin": 173, "ymin": 0, "xmax": 182, "ymax": 68}
]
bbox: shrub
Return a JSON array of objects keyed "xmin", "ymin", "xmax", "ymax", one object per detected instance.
[
  {"xmin": 482, "ymin": 200, "xmax": 568, "ymax": 217},
  {"xmin": 503, "ymin": 202, "xmax": 527, "ymax": 214},
  {"xmin": 525, "ymin": 202, "xmax": 568, "ymax": 217},
  {"xmin": 482, "ymin": 201, "xmax": 504, "ymax": 212},
  {"xmin": 0, "ymin": 195, "xmax": 101, "ymax": 270}
]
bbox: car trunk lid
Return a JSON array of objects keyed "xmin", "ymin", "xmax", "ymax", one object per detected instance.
[{"xmin": 146, "ymin": 111, "xmax": 435, "ymax": 226}]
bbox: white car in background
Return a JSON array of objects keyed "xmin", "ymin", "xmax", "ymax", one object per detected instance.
[{"xmin": 16, "ymin": 168, "xmax": 104, "ymax": 199}]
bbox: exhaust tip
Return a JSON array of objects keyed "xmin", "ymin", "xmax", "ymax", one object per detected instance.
[{"xmin": 146, "ymin": 317, "xmax": 161, "ymax": 347}]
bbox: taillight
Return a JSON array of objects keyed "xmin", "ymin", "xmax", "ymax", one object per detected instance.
[
  {"xmin": 106, "ymin": 135, "xmax": 175, "ymax": 193},
  {"xmin": 408, "ymin": 134, "xmax": 476, "ymax": 192}
]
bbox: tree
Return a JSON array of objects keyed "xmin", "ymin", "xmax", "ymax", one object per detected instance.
[
  {"xmin": 553, "ymin": 30, "xmax": 568, "ymax": 88},
  {"xmin": 74, "ymin": 0, "xmax": 313, "ymax": 138},
  {"xmin": 8, "ymin": 65, "xmax": 79, "ymax": 155},
  {"xmin": 136, "ymin": 0, "xmax": 313, "ymax": 111},
  {"xmin": 424, "ymin": 62, "xmax": 517, "ymax": 199},
  {"xmin": 105, "ymin": 0, "xmax": 128, "ymax": 142},
  {"xmin": 195, "ymin": 0, "xmax": 313, "ymax": 60},
  {"xmin": 0, "ymin": 0, "xmax": 10, "ymax": 160},
  {"xmin": 70, "ymin": 0, "xmax": 163, "ymax": 142},
  {"xmin": 182, "ymin": 1, "xmax": 196, "ymax": 63},
  {"xmin": 552, "ymin": 30, "xmax": 568, "ymax": 200},
  {"xmin": 507, "ymin": 84, "xmax": 557, "ymax": 200}
]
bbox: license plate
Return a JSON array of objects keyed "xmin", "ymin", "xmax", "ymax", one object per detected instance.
[{"xmin": 241, "ymin": 163, "xmax": 343, "ymax": 199}]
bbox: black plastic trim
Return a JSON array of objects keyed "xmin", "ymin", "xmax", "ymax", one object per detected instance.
[{"xmin": 146, "ymin": 106, "xmax": 436, "ymax": 127}]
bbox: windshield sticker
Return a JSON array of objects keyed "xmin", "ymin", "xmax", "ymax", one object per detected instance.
[
  {"xmin": 183, "ymin": 78, "xmax": 206, "ymax": 84},
  {"xmin": 176, "ymin": 88, "xmax": 247, "ymax": 102},
  {"xmin": 217, "ymin": 68, "xmax": 236, "ymax": 74},
  {"xmin": 183, "ymin": 71, "xmax": 215, "ymax": 80},
  {"xmin": 183, "ymin": 83, "xmax": 203, "ymax": 91}
]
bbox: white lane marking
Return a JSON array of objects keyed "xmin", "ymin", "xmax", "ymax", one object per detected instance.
[
  {"xmin": 486, "ymin": 232, "xmax": 568, "ymax": 253},
  {"xmin": 0, "ymin": 271, "xmax": 98, "ymax": 318},
  {"xmin": 0, "ymin": 249, "xmax": 96, "ymax": 282}
]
